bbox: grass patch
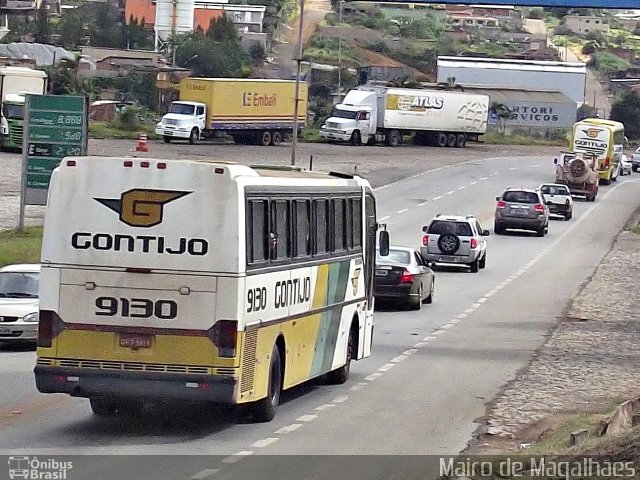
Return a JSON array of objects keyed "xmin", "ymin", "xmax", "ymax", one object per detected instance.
[
  {"xmin": 89, "ymin": 122, "xmax": 160, "ymax": 140},
  {"xmin": 300, "ymin": 127, "xmax": 322, "ymax": 143},
  {"xmin": 0, "ymin": 227, "xmax": 43, "ymax": 267},
  {"xmin": 481, "ymin": 131, "xmax": 566, "ymax": 146}
]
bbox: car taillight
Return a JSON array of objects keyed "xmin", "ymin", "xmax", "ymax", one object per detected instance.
[
  {"xmin": 496, "ymin": 201, "xmax": 506, "ymax": 208},
  {"xmin": 399, "ymin": 269, "xmax": 413, "ymax": 284},
  {"xmin": 208, "ymin": 320, "xmax": 238, "ymax": 358},
  {"xmin": 470, "ymin": 238, "xmax": 478, "ymax": 249},
  {"xmin": 534, "ymin": 204, "xmax": 545, "ymax": 212},
  {"xmin": 38, "ymin": 310, "xmax": 55, "ymax": 348},
  {"xmin": 422, "ymin": 235, "xmax": 428, "ymax": 246}
]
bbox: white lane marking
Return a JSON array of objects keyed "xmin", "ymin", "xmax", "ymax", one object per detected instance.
[
  {"xmin": 275, "ymin": 424, "xmax": 302, "ymax": 434},
  {"xmin": 397, "ymin": 208, "xmax": 408, "ymax": 214},
  {"xmin": 509, "ymin": 167, "xmax": 518, "ymax": 170},
  {"xmin": 441, "ymin": 323, "xmax": 454, "ymax": 330},
  {"xmin": 470, "ymin": 181, "xmax": 478, "ymax": 185},
  {"xmin": 403, "ymin": 348, "xmax": 419, "ymax": 355},
  {"xmin": 495, "ymin": 284, "xmax": 504, "ymax": 290},
  {"xmin": 457, "ymin": 313, "xmax": 468, "ymax": 319},
  {"xmin": 490, "ymin": 172, "xmax": 499, "ymax": 176},
  {"xmin": 477, "ymin": 297, "xmax": 488, "ymax": 304},
  {"xmin": 379, "ymin": 363, "xmax": 395, "ymax": 372},
  {"xmin": 419, "ymin": 201, "xmax": 429, "ymax": 206},
  {"xmin": 332, "ymin": 395, "xmax": 349, "ymax": 404},
  {"xmin": 391, "ymin": 355, "xmax": 407, "ymax": 363},
  {"xmin": 432, "ymin": 330, "xmax": 445, "ymax": 336},
  {"xmin": 414, "ymin": 341, "xmax": 428, "ymax": 348},
  {"xmin": 252, "ymin": 438, "xmax": 279, "ymax": 448},
  {"xmin": 297, "ymin": 414, "xmax": 318, "ymax": 422},
  {"xmin": 471, "ymin": 303, "xmax": 482, "ymax": 309},
  {"xmin": 433, "ymin": 195, "xmax": 443, "ymax": 200},
  {"xmin": 480, "ymin": 177, "xmax": 488, "ymax": 180},
  {"xmin": 191, "ymin": 469, "xmax": 219, "ymax": 480},
  {"xmin": 446, "ymin": 190, "xmax": 455, "ymax": 195},
  {"xmin": 222, "ymin": 452, "xmax": 254, "ymax": 464},
  {"xmin": 365, "ymin": 372, "xmax": 383, "ymax": 381},
  {"xmin": 464, "ymin": 308, "xmax": 476, "ymax": 314},
  {"xmin": 315, "ymin": 404, "xmax": 335, "ymax": 411},
  {"xmin": 530, "ymin": 163, "xmax": 540, "ymax": 167},
  {"xmin": 350, "ymin": 384, "xmax": 365, "ymax": 391},
  {"xmin": 422, "ymin": 335, "xmax": 436, "ymax": 341},
  {"xmin": 458, "ymin": 186, "xmax": 466, "ymax": 190},
  {"xmin": 379, "ymin": 215, "xmax": 390, "ymax": 221},
  {"xmin": 450, "ymin": 318, "xmax": 460, "ymax": 324}
]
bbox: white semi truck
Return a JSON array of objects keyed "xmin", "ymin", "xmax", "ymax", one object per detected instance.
[{"xmin": 320, "ymin": 86, "xmax": 489, "ymax": 147}]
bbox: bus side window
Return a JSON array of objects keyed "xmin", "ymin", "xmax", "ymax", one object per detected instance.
[
  {"xmin": 294, "ymin": 199, "xmax": 311, "ymax": 258},
  {"xmin": 350, "ymin": 198, "xmax": 362, "ymax": 249},
  {"xmin": 272, "ymin": 200, "xmax": 290, "ymax": 260},
  {"xmin": 331, "ymin": 198, "xmax": 345, "ymax": 253},
  {"xmin": 247, "ymin": 199, "xmax": 268, "ymax": 264},
  {"xmin": 314, "ymin": 199, "xmax": 328, "ymax": 255}
]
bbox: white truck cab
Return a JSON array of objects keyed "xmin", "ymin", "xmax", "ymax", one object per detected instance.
[
  {"xmin": 155, "ymin": 101, "xmax": 206, "ymax": 144},
  {"xmin": 320, "ymin": 91, "xmax": 377, "ymax": 145}
]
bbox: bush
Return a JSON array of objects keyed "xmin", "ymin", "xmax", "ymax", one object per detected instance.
[
  {"xmin": 249, "ymin": 44, "xmax": 266, "ymax": 65},
  {"xmin": 527, "ymin": 7, "xmax": 545, "ymax": 19},
  {"xmin": 585, "ymin": 30, "xmax": 605, "ymax": 42},
  {"xmin": 553, "ymin": 25, "xmax": 573, "ymax": 36},
  {"xmin": 582, "ymin": 42, "xmax": 597, "ymax": 55},
  {"xmin": 112, "ymin": 105, "xmax": 143, "ymax": 131}
]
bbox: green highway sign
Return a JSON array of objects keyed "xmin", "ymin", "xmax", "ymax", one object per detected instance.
[{"xmin": 20, "ymin": 94, "xmax": 88, "ymax": 219}]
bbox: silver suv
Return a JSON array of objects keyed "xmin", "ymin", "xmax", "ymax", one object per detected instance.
[
  {"xmin": 494, "ymin": 188, "xmax": 550, "ymax": 237},
  {"xmin": 420, "ymin": 214, "xmax": 489, "ymax": 273}
]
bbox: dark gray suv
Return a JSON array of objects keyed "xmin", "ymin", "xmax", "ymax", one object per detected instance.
[{"xmin": 494, "ymin": 188, "xmax": 550, "ymax": 237}]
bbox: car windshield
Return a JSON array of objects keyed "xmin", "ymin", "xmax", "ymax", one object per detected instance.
[
  {"xmin": 377, "ymin": 249, "xmax": 410, "ymax": 265},
  {"xmin": 428, "ymin": 220, "xmax": 472, "ymax": 236},
  {"xmin": 541, "ymin": 186, "xmax": 569, "ymax": 195},
  {"xmin": 503, "ymin": 191, "xmax": 539, "ymax": 204},
  {"xmin": 3, "ymin": 104, "xmax": 24, "ymax": 119},
  {"xmin": 0, "ymin": 272, "xmax": 39, "ymax": 298},
  {"xmin": 331, "ymin": 108, "xmax": 358, "ymax": 120},
  {"xmin": 168, "ymin": 103, "xmax": 195, "ymax": 115}
]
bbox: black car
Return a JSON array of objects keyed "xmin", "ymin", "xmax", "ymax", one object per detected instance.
[{"xmin": 374, "ymin": 246, "xmax": 435, "ymax": 310}]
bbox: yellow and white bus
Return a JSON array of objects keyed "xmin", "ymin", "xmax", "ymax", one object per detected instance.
[
  {"xmin": 35, "ymin": 157, "xmax": 389, "ymax": 421},
  {"xmin": 570, "ymin": 118, "xmax": 625, "ymax": 185}
]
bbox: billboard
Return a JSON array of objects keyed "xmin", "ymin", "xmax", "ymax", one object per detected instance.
[{"xmin": 378, "ymin": 0, "xmax": 636, "ymax": 8}]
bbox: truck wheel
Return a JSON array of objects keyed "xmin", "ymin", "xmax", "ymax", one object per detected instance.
[
  {"xmin": 163, "ymin": 136, "xmax": 171, "ymax": 144},
  {"xmin": 259, "ymin": 130, "xmax": 272, "ymax": 147},
  {"xmin": 385, "ymin": 130, "xmax": 401, "ymax": 147},
  {"xmin": 437, "ymin": 132, "xmax": 447, "ymax": 147},
  {"xmin": 271, "ymin": 131, "xmax": 283, "ymax": 146},
  {"xmin": 189, "ymin": 128, "xmax": 200, "ymax": 145},
  {"xmin": 455, "ymin": 133, "xmax": 466, "ymax": 148},
  {"xmin": 446, "ymin": 133, "xmax": 457, "ymax": 148},
  {"xmin": 350, "ymin": 130, "xmax": 361, "ymax": 145}
]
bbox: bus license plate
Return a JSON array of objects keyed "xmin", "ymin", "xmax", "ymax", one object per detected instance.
[{"xmin": 119, "ymin": 334, "xmax": 153, "ymax": 349}]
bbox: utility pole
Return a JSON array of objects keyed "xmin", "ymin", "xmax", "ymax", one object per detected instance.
[
  {"xmin": 337, "ymin": 0, "xmax": 343, "ymax": 102},
  {"xmin": 291, "ymin": 0, "xmax": 305, "ymax": 166}
]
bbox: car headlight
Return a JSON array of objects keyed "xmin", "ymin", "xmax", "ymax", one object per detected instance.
[{"xmin": 23, "ymin": 312, "xmax": 39, "ymax": 323}]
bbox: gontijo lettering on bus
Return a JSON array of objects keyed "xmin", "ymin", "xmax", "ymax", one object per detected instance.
[{"xmin": 247, "ymin": 276, "xmax": 312, "ymax": 312}]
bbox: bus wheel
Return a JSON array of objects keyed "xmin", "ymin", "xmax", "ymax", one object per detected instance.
[
  {"xmin": 326, "ymin": 324, "xmax": 356, "ymax": 384},
  {"xmin": 252, "ymin": 344, "xmax": 282, "ymax": 422},
  {"xmin": 90, "ymin": 397, "xmax": 118, "ymax": 416}
]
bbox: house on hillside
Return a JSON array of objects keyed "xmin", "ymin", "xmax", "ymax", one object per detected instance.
[{"xmin": 563, "ymin": 15, "xmax": 609, "ymax": 35}]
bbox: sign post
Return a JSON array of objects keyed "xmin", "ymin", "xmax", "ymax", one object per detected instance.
[{"xmin": 18, "ymin": 95, "xmax": 88, "ymax": 231}]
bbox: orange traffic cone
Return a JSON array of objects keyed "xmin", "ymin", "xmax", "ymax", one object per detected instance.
[{"xmin": 136, "ymin": 132, "xmax": 149, "ymax": 152}]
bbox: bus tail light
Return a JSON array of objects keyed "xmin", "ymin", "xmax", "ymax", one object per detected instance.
[
  {"xmin": 38, "ymin": 310, "xmax": 63, "ymax": 348},
  {"xmin": 208, "ymin": 320, "xmax": 238, "ymax": 358}
]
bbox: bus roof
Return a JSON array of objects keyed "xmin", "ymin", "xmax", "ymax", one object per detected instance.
[{"xmin": 578, "ymin": 118, "xmax": 625, "ymax": 130}]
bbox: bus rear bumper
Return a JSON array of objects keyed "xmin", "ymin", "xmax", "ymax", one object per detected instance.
[{"xmin": 34, "ymin": 366, "xmax": 238, "ymax": 403}]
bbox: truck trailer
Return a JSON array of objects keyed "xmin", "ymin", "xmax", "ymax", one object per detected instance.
[
  {"xmin": 0, "ymin": 66, "xmax": 48, "ymax": 151},
  {"xmin": 156, "ymin": 78, "xmax": 308, "ymax": 146},
  {"xmin": 320, "ymin": 86, "xmax": 489, "ymax": 147}
]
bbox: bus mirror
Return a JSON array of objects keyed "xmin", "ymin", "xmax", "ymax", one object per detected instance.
[{"xmin": 379, "ymin": 230, "xmax": 390, "ymax": 256}]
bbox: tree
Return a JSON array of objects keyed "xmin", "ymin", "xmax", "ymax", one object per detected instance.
[
  {"xmin": 88, "ymin": 4, "xmax": 125, "ymax": 48},
  {"xmin": 491, "ymin": 102, "xmax": 512, "ymax": 134},
  {"xmin": 126, "ymin": 16, "xmax": 150, "ymax": 49},
  {"xmin": 207, "ymin": 15, "xmax": 238, "ymax": 42},
  {"xmin": 527, "ymin": 8, "xmax": 545, "ymax": 19},
  {"xmin": 610, "ymin": 91, "xmax": 640, "ymax": 140},
  {"xmin": 634, "ymin": 21, "xmax": 640, "ymax": 36},
  {"xmin": 577, "ymin": 103, "xmax": 596, "ymax": 121},
  {"xmin": 582, "ymin": 42, "xmax": 597, "ymax": 55},
  {"xmin": 59, "ymin": 10, "xmax": 85, "ymax": 49},
  {"xmin": 34, "ymin": 5, "xmax": 51, "ymax": 44}
]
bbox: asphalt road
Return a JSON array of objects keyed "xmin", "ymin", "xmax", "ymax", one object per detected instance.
[{"xmin": 1, "ymin": 155, "xmax": 639, "ymax": 480}]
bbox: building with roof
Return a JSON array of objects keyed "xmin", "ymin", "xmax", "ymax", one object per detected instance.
[
  {"xmin": 564, "ymin": 15, "xmax": 610, "ymax": 35},
  {"xmin": 437, "ymin": 56, "xmax": 587, "ymax": 106}
]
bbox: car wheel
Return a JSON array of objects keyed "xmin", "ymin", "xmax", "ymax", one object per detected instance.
[
  {"xmin": 251, "ymin": 344, "xmax": 282, "ymax": 422},
  {"xmin": 565, "ymin": 212, "xmax": 572, "ymax": 220},
  {"xmin": 423, "ymin": 279, "xmax": 434, "ymax": 304},
  {"xmin": 437, "ymin": 233, "xmax": 460, "ymax": 254},
  {"xmin": 90, "ymin": 397, "xmax": 118, "ymax": 416},
  {"xmin": 163, "ymin": 136, "xmax": 171, "ymax": 144},
  {"xmin": 479, "ymin": 253, "xmax": 486, "ymax": 269},
  {"xmin": 494, "ymin": 222, "xmax": 505, "ymax": 234},
  {"xmin": 409, "ymin": 286, "xmax": 422, "ymax": 310},
  {"xmin": 536, "ymin": 226, "xmax": 545, "ymax": 237},
  {"xmin": 469, "ymin": 258, "xmax": 479, "ymax": 273}
]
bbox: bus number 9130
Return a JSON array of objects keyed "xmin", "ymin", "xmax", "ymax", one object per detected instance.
[{"xmin": 95, "ymin": 297, "xmax": 178, "ymax": 319}]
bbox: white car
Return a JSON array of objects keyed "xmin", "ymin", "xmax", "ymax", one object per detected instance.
[
  {"xmin": 0, "ymin": 264, "xmax": 40, "ymax": 344},
  {"xmin": 620, "ymin": 154, "xmax": 632, "ymax": 176},
  {"xmin": 539, "ymin": 183, "xmax": 574, "ymax": 220},
  {"xmin": 631, "ymin": 147, "xmax": 640, "ymax": 172}
]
